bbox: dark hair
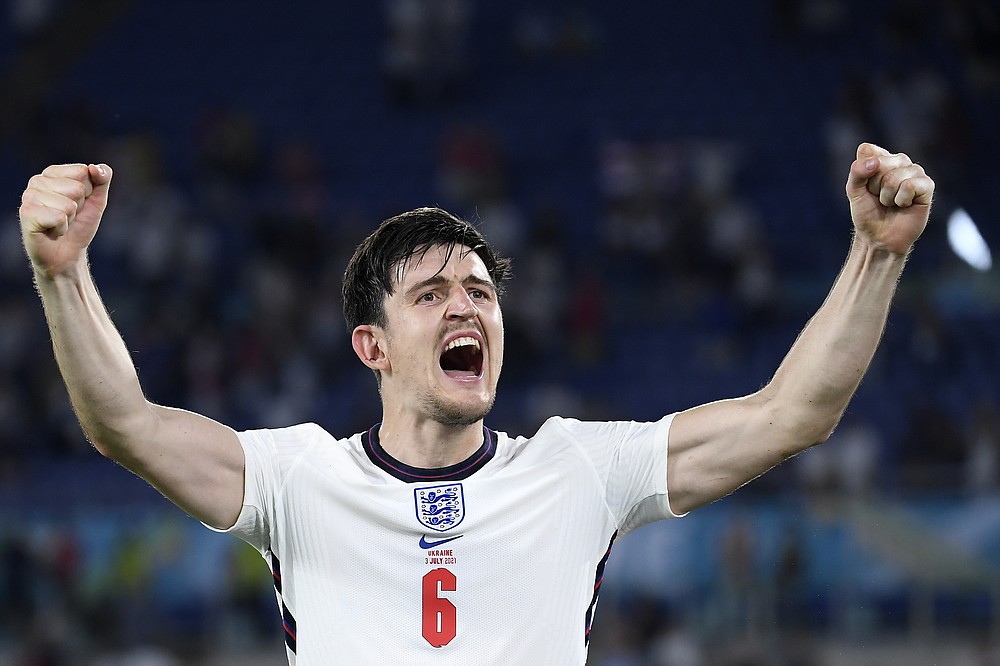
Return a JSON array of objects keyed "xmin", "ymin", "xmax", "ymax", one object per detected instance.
[{"xmin": 342, "ymin": 207, "xmax": 513, "ymax": 332}]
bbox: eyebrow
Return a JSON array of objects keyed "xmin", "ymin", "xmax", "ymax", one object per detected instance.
[{"xmin": 403, "ymin": 274, "xmax": 496, "ymax": 300}]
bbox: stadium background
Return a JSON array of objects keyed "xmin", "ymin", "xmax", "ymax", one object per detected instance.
[{"xmin": 1, "ymin": 0, "xmax": 999, "ymax": 664}]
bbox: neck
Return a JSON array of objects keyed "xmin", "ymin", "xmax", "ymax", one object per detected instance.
[{"xmin": 377, "ymin": 414, "xmax": 485, "ymax": 469}]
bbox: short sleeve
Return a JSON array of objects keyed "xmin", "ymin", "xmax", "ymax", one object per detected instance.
[
  {"xmin": 203, "ymin": 427, "xmax": 279, "ymax": 552},
  {"xmin": 552, "ymin": 414, "xmax": 685, "ymax": 536}
]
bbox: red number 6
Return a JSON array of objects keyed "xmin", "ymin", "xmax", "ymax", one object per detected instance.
[{"xmin": 422, "ymin": 568, "xmax": 457, "ymax": 647}]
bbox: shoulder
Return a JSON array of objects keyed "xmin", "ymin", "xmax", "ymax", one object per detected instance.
[
  {"xmin": 492, "ymin": 417, "xmax": 632, "ymax": 463},
  {"xmin": 507, "ymin": 415, "xmax": 677, "ymax": 469},
  {"xmin": 237, "ymin": 422, "xmax": 361, "ymax": 467},
  {"xmin": 492, "ymin": 416, "xmax": 581, "ymax": 449},
  {"xmin": 239, "ymin": 421, "xmax": 340, "ymax": 448},
  {"xmin": 525, "ymin": 415, "xmax": 675, "ymax": 442}
]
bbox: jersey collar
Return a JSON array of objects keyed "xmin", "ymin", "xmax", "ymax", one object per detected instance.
[{"xmin": 362, "ymin": 424, "xmax": 497, "ymax": 483}]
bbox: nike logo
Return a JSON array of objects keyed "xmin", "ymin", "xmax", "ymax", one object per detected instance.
[{"xmin": 419, "ymin": 534, "xmax": 464, "ymax": 549}]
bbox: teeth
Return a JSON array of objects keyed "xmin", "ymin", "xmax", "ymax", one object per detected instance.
[{"xmin": 444, "ymin": 337, "xmax": 480, "ymax": 352}]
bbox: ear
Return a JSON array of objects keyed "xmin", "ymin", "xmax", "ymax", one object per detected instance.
[{"xmin": 352, "ymin": 325, "xmax": 389, "ymax": 372}]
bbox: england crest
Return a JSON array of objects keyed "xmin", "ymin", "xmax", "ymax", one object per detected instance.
[{"xmin": 414, "ymin": 483, "xmax": 465, "ymax": 532}]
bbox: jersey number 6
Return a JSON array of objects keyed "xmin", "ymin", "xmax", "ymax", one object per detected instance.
[{"xmin": 422, "ymin": 568, "xmax": 457, "ymax": 647}]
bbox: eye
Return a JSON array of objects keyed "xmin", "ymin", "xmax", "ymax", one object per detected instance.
[
  {"xmin": 469, "ymin": 288, "xmax": 490, "ymax": 301},
  {"xmin": 418, "ymin": 292, "xmax": 438, "ymax": 303}
]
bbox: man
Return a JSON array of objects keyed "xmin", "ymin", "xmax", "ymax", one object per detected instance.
[{"xmin": 18, "ymin": 143, "xmax": 933, "ymax": 664}]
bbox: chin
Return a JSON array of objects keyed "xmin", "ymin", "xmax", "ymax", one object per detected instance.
[{"xmin": 427, "ymin": 394, "xmax": 495, "ymax": 428}]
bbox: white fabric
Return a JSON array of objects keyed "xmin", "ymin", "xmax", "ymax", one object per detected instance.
[{"xmin": 214, "ymin": 415, "xmax": 680, "ymax": 665}]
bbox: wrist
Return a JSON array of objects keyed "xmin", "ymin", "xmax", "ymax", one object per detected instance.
[
  {"xmin": 31, "ymin": 254, "xmax": 90, "ymax": 288},
  {"xmin": 851, "ymin": 232, "xmax": 911, "ymax": 265},
  {"xmin": 843, "ymin": 234, "xmax": 909, "ymax": 292}
]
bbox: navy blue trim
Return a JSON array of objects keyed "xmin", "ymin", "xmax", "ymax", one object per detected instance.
[
  {"xmin": 268, "ymin": 550, "xmax": 297, "ymax": 654},
  {"xmin": 362, "ymin": 423, "xmax": 497, "ymax": 483},
  {"xmin": 269, "ymin": 549, "xmax": 282, "ymax": 594},
  {"xmin": 282, "ymin": 601, "xmax": 297, "ymax": 653},
  {"xmin": 585, "ymin": 531, "xmax": 618, "ymax": 645}
]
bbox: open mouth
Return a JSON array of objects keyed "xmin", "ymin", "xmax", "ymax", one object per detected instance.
[{"xmin": 440, "ymin": 336, "xmax": 484, "ymax": 378}]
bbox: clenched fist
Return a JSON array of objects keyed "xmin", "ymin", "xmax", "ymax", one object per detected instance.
[
  {"xmin": 847, "ymin": 143, "xmax": 934, "ymax": 256},
  {"xmin": 19, "ymin": 163, "xmax": 113, "ymax": 278}
]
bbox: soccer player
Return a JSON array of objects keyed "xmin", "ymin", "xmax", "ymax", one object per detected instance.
[{"xmin": 18, "ymin": 143, "xmax": 933, "ymax": 664}]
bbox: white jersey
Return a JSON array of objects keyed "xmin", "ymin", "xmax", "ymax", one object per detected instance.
[{"xmin": 216, "ymin": 415, "xmax": 680, "ymax": 665}]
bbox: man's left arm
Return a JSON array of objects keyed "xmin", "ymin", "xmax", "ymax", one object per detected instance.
[{"xmin": 666, "ymin": 143, "xmax": 935, "ymax": 514}]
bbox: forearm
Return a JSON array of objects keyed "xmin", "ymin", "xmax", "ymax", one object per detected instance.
[
  {"xmin": 668, "ymin": 234, "xmax": 909, "ymax": 512},
  {"xmin": 668, "ymin": 145, "xmax": 932, "ymax": 512},
  {"xmin": 34, "ymin": 257, "xmax": 153, "ymax": 455},
  {"xmin": 20, "ymin": 163, "xmax": 246, "ymax": 527},
  {"xmin": 764, "ymin": 233, "xmax": 907, "ymax": 444}
]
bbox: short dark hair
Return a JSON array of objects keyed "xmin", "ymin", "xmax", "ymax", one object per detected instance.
[{"xmin": 342, "ymin": 207, "xmax": 513, "ymax": 332}]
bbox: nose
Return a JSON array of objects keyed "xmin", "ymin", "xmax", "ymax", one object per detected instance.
[{"xmin": 446, "ymin": 288, "xmax": 478, "ymax": 320}]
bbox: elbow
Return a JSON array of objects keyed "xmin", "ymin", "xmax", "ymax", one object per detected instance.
[
  {"xmin": 90, "ymin": 432, "xmax": 129, "ymax": 462},
  {"xmin": 760, "ymin": 373, "xmax": 854, "ymax": 452},
  {"xmin": 88, "ymin": 429, "xmax": 134, "ymax": 464},
  {"xmin": 83, "ymin": 404, "xmax": 158, "ymax": 465},
  {"xmin": 792, "ymin": 413, "xmax": 844, "ymax": 452},
  {"xmin": 759, "ymin": 393, "xmax": 843, "ymax": 455},
  {"xmin": 779, "ymin": 409, "xmax": 841, "ymax": 451},
  {"xmin": 807, "ymin": 399, "xmax": 850, "ymax": 446},
  {"xmin": 813, "ymin": 424, "xmax": 836, "ymax": 446},
  {"xmin": 811, "ymin": 411, "xmax": 849, "ymax": 446}
]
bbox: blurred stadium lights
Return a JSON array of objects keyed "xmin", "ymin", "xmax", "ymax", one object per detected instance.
[{"xmin": 947, "ymin": 207, "xmax": 993, "ymax": 272}]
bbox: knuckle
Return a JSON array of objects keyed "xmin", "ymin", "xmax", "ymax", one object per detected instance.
[
  {"xmin": 66, "ymin": 181, "xmax": 87, "ymax": 200},
  {"xmin": 27, "ymin": 174, "xmax": 46, "ymax": 191}
]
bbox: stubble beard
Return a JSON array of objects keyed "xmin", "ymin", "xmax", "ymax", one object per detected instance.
[{"xmin": 422, "ymin": 389, "xmax": 496, "ymax": 428}]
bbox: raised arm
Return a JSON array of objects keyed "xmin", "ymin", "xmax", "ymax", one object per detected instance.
[
  {"xmin": 19, "ymin": 164, "xmax": 244, "ymax": 529},
  {"xmin": 666, "ymin": 143, "xmax": 935, "ymax": 514}
]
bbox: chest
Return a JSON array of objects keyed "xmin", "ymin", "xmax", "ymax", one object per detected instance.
[
  {"xmin": 264, "ymin": 450, "xmax": 615, "ymax": 662},
  {"xmin": 282, "ymin": 455, "xmax": 608, "ymax": 568}
]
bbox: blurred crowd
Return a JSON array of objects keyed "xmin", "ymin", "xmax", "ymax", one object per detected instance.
[{"xmin": 1, "ymin": 0, "xmax": 999, "ymax": 664}]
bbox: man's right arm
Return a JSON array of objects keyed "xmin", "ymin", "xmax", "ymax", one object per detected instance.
[{"xmin": 20, "ymin": 164, "xmax": 245, "ymax": 529}]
